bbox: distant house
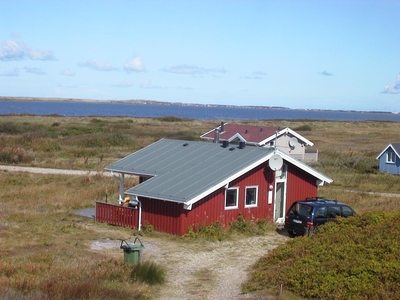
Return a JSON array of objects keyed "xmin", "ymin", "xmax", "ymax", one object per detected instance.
[
  {"xmin": 376, "ymin": 143, "xmax": 400, "ymax": 174},
  {"xmin": 96, "ymin": 138, "xmax": 332, "ymax": 235},
  {"xmin": 200, "ymin": 123, "xmax": 317, "ymax": 161}
]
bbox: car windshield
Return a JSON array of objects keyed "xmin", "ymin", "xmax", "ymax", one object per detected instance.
[{"xmin": 291, "ymin": 203, "xmax": 312, "ymax": 218}]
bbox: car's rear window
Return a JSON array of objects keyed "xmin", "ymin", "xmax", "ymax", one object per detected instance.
[{"xmin": 290, "ymin": 203, "xmax": 313, "ymax": 218}]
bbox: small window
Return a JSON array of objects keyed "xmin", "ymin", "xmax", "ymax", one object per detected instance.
[
  {"xmin": 387, "ymin": 152, "xmax": 395, "ymax": 163},
  {"xmin": 327, "ymin": 206, "xmax": 341, "ymax": 218},
  {"xmin": 245, "ymin": 186, "xmax": 258, "ymax": 207},
  {"xmin": 314, "ymin": 207, "xmax": 326, "ymax": 218},
  {"xmin": 225, "ymin": 188, "xmax": 238, "ymax": 209},
  {"xmin": 342, "ymin": 206, "xmax": 355, "ymax": 217}
]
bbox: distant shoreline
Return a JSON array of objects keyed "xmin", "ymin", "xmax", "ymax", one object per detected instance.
[{"xmin": 0, "ymin": 96, "xmax": 393, "ymax": 115}]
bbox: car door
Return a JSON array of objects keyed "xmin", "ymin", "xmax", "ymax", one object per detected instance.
[
  {"xmin": 327, "ymin": 206, "xmax": 341, "ymax": 221},
  {"xmin": 313, "ymin": 206, "xmax": 328, "ymax": 226}
]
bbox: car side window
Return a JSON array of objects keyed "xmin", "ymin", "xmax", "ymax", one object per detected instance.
[
  {"xmin": 327, "ymin": 206, "xmax": 341, "ymax": 218},
  {"xmin": 341, "ymin": 206, "xmax": 354, "ymax": 217},
  {"xmin": 314, "ymin": 207, "xmax": 326, "ymax": 218}
]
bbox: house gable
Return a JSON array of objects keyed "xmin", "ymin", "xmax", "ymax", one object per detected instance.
[{"xmin": 376, "ymin": 143, "xmax": 400, "ymax": 174}]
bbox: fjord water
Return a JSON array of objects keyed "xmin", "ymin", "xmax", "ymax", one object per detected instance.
[{"xmin": 1, "ymin": 100, "xmax": 400, "ymax": 122}]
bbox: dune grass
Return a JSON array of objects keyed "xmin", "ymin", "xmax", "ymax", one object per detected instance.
[{"xmin": 2, "ymin": 115, "xmax": 400, "ymax": 299}]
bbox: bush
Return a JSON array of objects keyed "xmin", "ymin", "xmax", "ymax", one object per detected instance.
[
  {"xmin": 243, "ymin": 211, "xmax": 400, "ymax": 299},
  {"xmin": 130, "ymin": 261, "xmax": 166, "ymax": 285},
  {"xmin": 0, "ymin": 147, "xmax": 35, "ymax": 163},
  {"xmin": 293, "ymin": 124, "xmax": 312, "ymax": 131}
]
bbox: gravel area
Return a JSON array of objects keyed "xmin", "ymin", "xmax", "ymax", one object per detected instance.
[
  {"xmin": 0, "ymin": 165, "xmax": 110, "ymax": 176},
  {"xmin": 90, "ymin": 232, "xmax": 289, "ymax": 300}
]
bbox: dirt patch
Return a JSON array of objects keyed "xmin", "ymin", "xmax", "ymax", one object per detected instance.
[{"xmin": 90, "ymin": 230, "xmax": 289, "ymax": 299}]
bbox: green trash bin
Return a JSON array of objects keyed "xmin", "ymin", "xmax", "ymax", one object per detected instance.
[{"xmin": 120, "ymin": 238, "xmax": 144, "ymax": 264}]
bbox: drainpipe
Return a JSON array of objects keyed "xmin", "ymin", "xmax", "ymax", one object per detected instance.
[{"xmin": 130, "ymin": 196, "xmax": 142, "ymax": 231}]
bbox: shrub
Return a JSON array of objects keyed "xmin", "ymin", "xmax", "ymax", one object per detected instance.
[
  {"xmin": 0, "ymin": 147, "xmax": 35, "ymax": 163},
  {"xmin": 243, "ymin": 211, "xmax": 400, "ymax": 299},
  {"xmin": 293, "ymin": 124, "xmax": 312, "ymax": 131},
  {"xmin": 130, "ymin": 261, "xmax": 166, "ymax": 285}
]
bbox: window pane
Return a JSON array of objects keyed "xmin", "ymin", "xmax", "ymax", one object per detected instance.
[
  {"xmin": 225, "ymin": 189, "xmax": 238, "ymax": 208},
  {"xmin": 342, "ymin": 206, "xmax": 354, "ymax": 217},
  {"xmin": 245, "ymin": 187, "xmax": 257, "ymax": 206},
  {"xmin": 327, "ymin": 206, "xmax": 341, "ymax": 218}
]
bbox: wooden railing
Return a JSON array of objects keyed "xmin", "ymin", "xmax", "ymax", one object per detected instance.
[{"xmin": 96, "ymin": 202, "xmax": 138, "ymax": 229}]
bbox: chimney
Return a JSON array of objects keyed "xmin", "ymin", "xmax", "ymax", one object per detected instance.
[
  {"xmin": 239, "ymin": 141, "xmax": 245, "ymax": 149},
  {"xmin": 220, "ymin": 122, "xmax": 225, "ymax": 133},
  {"xmin": 222, "ymin": 140, "xmax": 229, "ymax": 148},
  {"xmin": 213, "ymin": 128, "xmax": 220, "ymax": 143}
]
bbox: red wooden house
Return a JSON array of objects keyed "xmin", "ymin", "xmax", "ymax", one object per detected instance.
[{"xmin": 96, "ymin": 138, "xmax": 332, "ymax": 235}]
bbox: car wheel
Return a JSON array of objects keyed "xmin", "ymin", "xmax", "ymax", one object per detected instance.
[{"xmin": 287, "ymin": 230, "xmax": 297, "ymax": 237}]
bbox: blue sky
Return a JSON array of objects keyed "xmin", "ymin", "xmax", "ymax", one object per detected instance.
[{"xmin": 1, "ymin": 0, "xmax": 400, "ymax": 111}]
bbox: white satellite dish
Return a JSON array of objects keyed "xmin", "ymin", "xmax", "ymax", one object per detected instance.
[
  {"xmin": 289, "ymin": 137, "xmax": 298, "ymax": 148},
  {"xmin": 269, "ymin": 154, "xmax": 283, "ymax": 171}
]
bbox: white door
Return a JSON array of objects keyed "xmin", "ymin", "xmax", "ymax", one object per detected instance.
[{"xmin": 274, "ymin": 165, "xmax": 287, "ymax": 223}]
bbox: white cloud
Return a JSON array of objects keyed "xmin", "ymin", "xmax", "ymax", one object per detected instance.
[
  {"xmin": 0, "ymin": 68, "xmax": 19, "ymax": 76},
  {"xmin": 124, "ymin": 56, "xmax": 146, "ymax": 72},
  {"xmin": 0, "ymin": 39, "xmax": 55, "ymax": 61},
  {"xmin": 24, "ymin": 67, "xmax": 46, "ymax": 75},
  {"xmin": 60, "ymin": 69, "xmax": 76, "ymax": 76},
  {"xmin": 382, "ymin": 74, "xmax": 400, "ymax": 94},
  {"xmin": 161, "ymin": 64, "xmax": 227, "ymax": 75},
  {"xmin": 78, "ymin": 60, "xmax": 118, "ymax": 71}
]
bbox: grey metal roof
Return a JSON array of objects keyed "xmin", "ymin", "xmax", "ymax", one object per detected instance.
[{"xmin": 105, "ymin": 138, "xmax": 332, "ymax": 206}]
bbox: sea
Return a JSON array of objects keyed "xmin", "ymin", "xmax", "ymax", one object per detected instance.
[{"xmin": 1, "ymin": 100, "xmax": 400, "ymax": 122}]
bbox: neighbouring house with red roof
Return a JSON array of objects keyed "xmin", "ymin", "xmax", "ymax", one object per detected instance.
[
  {"xmin": 96, "ymin": 138, "xmax": 332, "ymax": 235},
  {"xmin": 200, "ymin": 123, "xmax": 318, "ymax": 161}
]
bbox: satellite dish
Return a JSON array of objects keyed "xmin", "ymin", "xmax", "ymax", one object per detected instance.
[
  {"xmin": 289, "ymin": 137, "xmax": 298, "ymax": 148},
  {"xmin": 269, "ymin": 154, "xmax": 283, "ymax": 171}
]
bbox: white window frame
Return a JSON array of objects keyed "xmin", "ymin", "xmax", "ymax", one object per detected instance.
[
  {"xmin": 245, "ymin": 186, "xmax": 258, "ymax": 208},
  {"xmin": 225, "ymin": 187, "xmax": 239, "ymax": 210},
  {"xmin": 387, "ymin": 152, "xmax": 395, "ymax": 163}
]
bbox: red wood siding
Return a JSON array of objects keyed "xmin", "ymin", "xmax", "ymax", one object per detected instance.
[
  {"xmin": 139, "ymin": 197, "xmax": 184, "ymax": 235},
  {"xmin": 139, "ymin": 162, "xmax": 276, "ymax": 235},
  {"xmin": 286, "ymin": 165, "xmax": 318, "ymax": 209},
  {"xmin": 96, "ymin": 202, "xmax": 138, "ymax": 229}
]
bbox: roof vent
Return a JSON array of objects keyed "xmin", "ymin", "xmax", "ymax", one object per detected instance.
[
  {"xmin": 245, "ymin": 129, "xmax": 248, "ymax": 134},
  {"xmin": 229, "ymin": 147, "xmax": 235, "ymax": 151},
  {"xmin": 260, "ymin": 128, "xmax": 263, "ymax": 132},
  {"xmin": 222, "ymin": 140, "xmax": 229, "ymax": 148},
  {"xmin": 183, "ymin": 143, "xmax": 189, "ymax": 147},
  {"xmin": 239, "ymin": 141, "xmax": 245, "ymax": 149}
]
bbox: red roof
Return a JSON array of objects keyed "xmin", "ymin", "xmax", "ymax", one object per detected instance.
[{"xmin": 201, "ymin": 123, "xmax": 279, "ymax": 144}]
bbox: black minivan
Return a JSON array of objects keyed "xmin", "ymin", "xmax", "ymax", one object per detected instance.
[{"xmin": 284, "ymin": 198, "xmax": 356, "ymax": 237}]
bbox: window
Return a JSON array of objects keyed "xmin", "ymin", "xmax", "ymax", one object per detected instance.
[
  {"xmin": 387, "ymin": 152, "xmax": 395, "ymax": 163},
  {"xmin": 327, "ymin": 206, "xmax": 341, "ymax": 218},
  {"xmin": 225, "ymin": 188, "xmax": 238, "ymax": 209},
  {"xmin": 342, "ymin": 206, "xmax": 355, "ymax": 217},
  {"xmin": 245, "ymin": 186, "xmax": 258, "ymax": 207}
]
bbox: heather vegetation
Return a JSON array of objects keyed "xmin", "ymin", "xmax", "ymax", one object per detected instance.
[
  {"xmin": 2, "ymin": 115, "xmax": 400, "ymax": 299},
  {"xmin": 243, "ymin": 211, "xmax": 400, "ymax": 299}
]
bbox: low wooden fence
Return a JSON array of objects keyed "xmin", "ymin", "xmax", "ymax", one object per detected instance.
[{"xmin": 95, "ymin": 202, "xmax": 138, "ymax": 229}]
